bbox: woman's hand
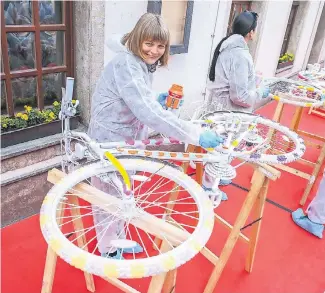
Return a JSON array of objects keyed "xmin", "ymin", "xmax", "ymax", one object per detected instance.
[
  {"xmin": 199, "ymin": 130, "xmax": 224, "ymax": 148},
  {"xmin": 157, "ymin": 92, "xmax": 168, "ymax": 108},
  {"xmin": 259, "ymin": 86, "xmax": 271, "ymax": 98},
  {"xmin": 157, "ymin": 92, "xmax": 184, "ymax": 109}
]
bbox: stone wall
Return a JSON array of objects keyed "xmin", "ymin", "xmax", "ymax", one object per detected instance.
[{"xmin": 74, "ymin": 1, "xmax": 105, "ymax": 126}]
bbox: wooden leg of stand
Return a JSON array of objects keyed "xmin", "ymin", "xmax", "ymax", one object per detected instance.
[
  {"xmin": 290, "ymin": 106, "xmax": 303, "ymax": 131},
  {"xmin": 41, "ymin": 247, "xmax": 59, "ymax": 293},
  {"xmin": 245, "ymin": 177, "xmax": 269, "ymax": 273},
  {"xmin": 196, "ymin": 162, "xmax": 204, "ymax": 185},
  {"xmin": 203, "ymin": 171, "xmax": 266, "ymax": 293},
  {"xmin": 153, "ymin": 185, "xmax": 181, "ymax": 249},
  {"xmin": 69, "ymin": 195, "xmax": 96, "ymax": 292},
  {"xmin": 272, "ymin": 102, "xmax": 284, "ymax": 123},
  {"xmin": 194, "ymin": 146, "xmax": 204, "ymax": 185},
  {"xmin": 250, "ymin": 169, "xmax": 258, "ymax": 184},
  {"xmin": 148, "ymin": 241, "xmax": 175, "ymax": 293},
  {"xmin": 41, "ymin": 202, "xmax": 65, "ymax": 293},
  {"xmin": 184, "ymin": 144, "xmax": 197, "ymax": 173},
  {"xmin": 300, "ymin": 143, "xmax": 325, "ymax": 205},
  {"xmin": 102, "ymin": 277, "xmax": 140, "ymax": 293},
  {"xmin": 154, "ymin": 144, "xmax": 197, "ymax": 250},
  {"xmin": 162, "ymin": 270, "xmax": 177, "ymax": 293},
  {"xmin": 252, "ymin": 101, "xmax": 283, "ymax": 184}
]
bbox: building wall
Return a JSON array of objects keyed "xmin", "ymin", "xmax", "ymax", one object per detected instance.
[
  {"xmin": 74, "ymin": 1, "xmax": 105, "ymax": 126},
  {"xmin": 254, "ymin": 1, "xmax": 293, "ymax": 76},
  {"xmin": 287, "ymin": 1, "xmax": 309, "ymax": 58},
  {"xmin": 308, "ymin": 5, "xmax": 325, "ymax": 64},
  {"xmin": 104, "ymin": 1, "xmax": 221, "ymax": 117},
  {"xmin": 250, "ymin": 1, "xmax": 268, "ymax": 62},
  {"xmin": 292, "ymin": 1, "xmax": 324, "ymax": 72},
  {"xmin": 81, "ymin": 0, "xmax": 325, "ymax": 124}
]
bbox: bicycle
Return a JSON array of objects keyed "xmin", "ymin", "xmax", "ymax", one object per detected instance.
[
  {"xmin": 40, "ymin": 77, "xmax": 306, "ymax": 280},
  {"xmin": 265, "ymin": 77, "xmax": 325, "ymax": 107}
]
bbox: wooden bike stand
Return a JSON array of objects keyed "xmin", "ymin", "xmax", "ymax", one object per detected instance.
[
  {"xmin": 269, "ymin": 97, "xmax": 325, "ymax": 205},
  {"xmin": 308, "ymin": 105, "xmax": 325, "ymax": 119},
  {"xmin": 154, "ymin": 144, "xmax": 280, "ymax": 293},
  {"xmin": 42, "ymin": 169, "xmax": 189, "ymax": 293}
]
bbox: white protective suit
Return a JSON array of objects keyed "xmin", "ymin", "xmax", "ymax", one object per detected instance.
[
  {"xmin": 207, "ymin": 34, "xmax": 263, "ymax": 113},
  {"xmin": 307, "ymin": 170, "xmax": 325, "ymax": 224},
  {"xmin": 88, "ymin": 35, "xmax": 202, "ymax": 253}
]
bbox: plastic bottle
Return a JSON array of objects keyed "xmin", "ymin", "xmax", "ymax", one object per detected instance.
[{"xmin": 165, "ymin": 84, "xmax": 184, "ymax": 116}]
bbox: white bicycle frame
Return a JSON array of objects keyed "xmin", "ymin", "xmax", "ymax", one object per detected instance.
[{"xmin": 59, "ymin": 78, "xmax": 305, "ymax": 205}]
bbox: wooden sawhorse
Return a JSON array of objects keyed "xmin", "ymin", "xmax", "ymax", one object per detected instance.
[
  {"xmin": 42, "ymin": 168, "xmax": 185, "ymax": 293},
  {"xmin": 42, "ymin": 153, "xmax": 279, "ymax": 293},
  {"xmin": 308, "ymin": 105, "xmax": 325, "ymax": 119},
  {"xmin": 154, "ymin": 144, "xmax": 280, "ymax": 293},
  {"xmin": 269, "ymin": 99, "xmax": 325, "ymax": 205}
]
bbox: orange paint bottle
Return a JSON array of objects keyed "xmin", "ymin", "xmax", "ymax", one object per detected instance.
[{"xmin": 165, "ymin": 84, "xmax": 184, "ymax": 112}]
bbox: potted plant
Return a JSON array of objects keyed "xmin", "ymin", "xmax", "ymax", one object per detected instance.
[
  {"xmin": 277, "ymin": 53, "xmax": 295, "ymax": 69},
  {"xmin": 1, "ymin": 101, "xmax": 80, "ymax": 148}
]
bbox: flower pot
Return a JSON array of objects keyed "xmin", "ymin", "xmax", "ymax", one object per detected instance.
[
  {"xmin": 277, "ymin": 61, "xmax": 294, "ymax": 70},
  {"xmin": 1, "ymin": 116, "xmax": 79, "ymax": 148}
]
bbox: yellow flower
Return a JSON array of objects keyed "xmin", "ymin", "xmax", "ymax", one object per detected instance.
[
  {"xmin": 53, "ymin": 101, "xmax": 60, "ymax": 106},
  {"xmin": 24, "ymin": 105, "xmax": 32, "ymax": 112},
  {"xmin": 2, "ymin": 123, "xmax": 7, "ymax": 128},
  {"xmin": 71, "ymin": 99, "xmax": 76, "ymax": 105},
  {"xmin": 49, "ymin": 112, "xmax": 56, "ymax": 120},
  {"xmin": 21, "ymin": 114, "xmax": 29, "ymax": 121},
  {"xmin": 16, "ymin": 112, "xmax": 23, "ymax": 118}
]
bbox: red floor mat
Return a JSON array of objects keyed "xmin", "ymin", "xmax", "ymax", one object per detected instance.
[{"xmin": 2, "ymin": 101, "xmax": 325, "ymax": 293}]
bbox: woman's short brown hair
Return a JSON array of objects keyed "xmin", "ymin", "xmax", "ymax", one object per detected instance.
[{"xmin": 121, "ymin": 13, "xmax": 170, "ymax": 66}]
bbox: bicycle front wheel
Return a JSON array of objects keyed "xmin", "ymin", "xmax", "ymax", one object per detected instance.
[{"xmin": 40, "ymin": 158, "xmax": 214, "ymax": 279}]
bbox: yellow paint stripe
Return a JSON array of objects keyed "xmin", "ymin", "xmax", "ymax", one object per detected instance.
[
  {"xmin": 40, "ymin": 214, "xmax": 49, "ymax": 227},
  {"xmin": 231, "ymin": 140, "xmax": 239, "ymax": 147},
  {"xmin": 104, "ymin": 152, "xmax": 131, "ymax": 190},
  {"xmin": 71, "ymin": 254, "xmax": 87, "ymax": 270},
  {"xmin": 104, "ymin": 264, "xmax": 119, "ymax": 278},
  {"xmin": 49, "ymin": 238, "xmax": 63, "ymax": 252},
  {"xmin": 162, "ymin": 255, "xmax": 176, "ymax": 270},
  {"xmin": 130, "ymin": 264, "xmax": 145, "ymax": 278}
]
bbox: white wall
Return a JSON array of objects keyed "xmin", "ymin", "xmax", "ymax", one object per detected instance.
[
  {"xmin": 294, "ymin": 1, "xmax": 323, "ymax": 72},
  {"xmin": 104, "ymin": 0, "xmax": 222, "ymax": 118},
  {"xmin": 254, "ymin": 0, "xmax": 324, "ymax": 77},
  {"xmin": 319, "ymin": 39, "xmax": 325, "ymax": 63},
  {"xmin": 254, "ymin": 1, "xmax": 292, "ymax": 77},
  {"xmin": 152, "ymin": 1, "xmax": 221, "ymax": 117},
  {"xmin": 103, "ymin": 0, "xmax": 325, "ymax": 114},
  {"xmin": 104, "ymin": 1, "xmax": 147, "ymax": 65}
]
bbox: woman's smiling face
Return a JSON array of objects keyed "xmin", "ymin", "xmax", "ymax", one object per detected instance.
[{"xmin": 141, "ymin": 40, "xmax": 166, "ymax": 65}]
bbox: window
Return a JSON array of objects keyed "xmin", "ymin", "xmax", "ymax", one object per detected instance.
[
  {"xmin": 227, "ymin": 1, "xmax": 252, "ymax": 35},
  {"xmin": 280, "ymin": 1, "xmax": 299, "ymax": 57},
  {"xmin": 147, "ymin": 0, "xmax": 194, "ymax": 54},
  {"xmin": 1, "ymin": 1, "xmax": 74, "ymax": 116}
]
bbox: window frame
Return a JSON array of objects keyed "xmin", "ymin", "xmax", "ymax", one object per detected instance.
[
  {"xmin": 147, "ymin": 0, "xmax": 194, "ymax": 55},
  {"xmin": 227, "ymin": 1, "xmax": 252, "ymax": 36},
  {"xmin": 1, "ymin": 1, "xmax": 74, "ymax": 117},
  {"xmin": 279, "ymin": 1, "xmax": 299, "ymax": 57}
]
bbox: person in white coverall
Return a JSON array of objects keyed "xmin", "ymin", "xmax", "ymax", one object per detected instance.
[
  {"xmin": 87, "ymin": 13, "xmax": 224, "ymax": 259},
  {"xmin": 292, "ymin": 170, "xmax": 325, "ymax": 238},
  {"xmin": 203, "ymin": 11, "xmax": 271, "ymax": 202}
]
